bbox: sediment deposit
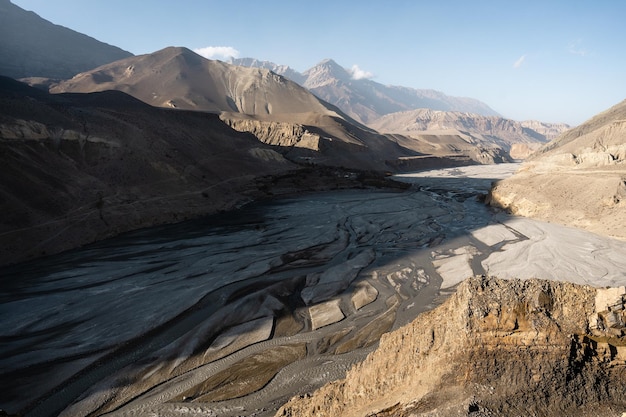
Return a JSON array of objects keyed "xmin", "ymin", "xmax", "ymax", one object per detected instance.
[{"xmin": 3, "ymin": 165, "xmax": 626, "ymax": 417}]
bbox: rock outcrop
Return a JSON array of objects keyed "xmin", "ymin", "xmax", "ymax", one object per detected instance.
[
  {"xmin": 277, "ymin": 276, "xmax": 626, "ymax": 417},
  {"xmin": 220, "ymin": 115, "xmax": 323, "ymax": 150},
  {"xmin": 488, "ymin": 98, "xmax": 626, "ymax": 240}
]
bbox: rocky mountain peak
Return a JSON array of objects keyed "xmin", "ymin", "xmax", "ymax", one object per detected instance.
[{"xmin": 302, "ymin": 58, "xmax": 352, "ymax": 88}]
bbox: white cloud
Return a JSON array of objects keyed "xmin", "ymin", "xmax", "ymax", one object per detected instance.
[
  {"xmin": 568, "ymin": 40, "xmax": 588, "ymax": 56},
  {"xmin": 349, "ymin": 64, "xmax": 374, "ymax": 80},
  {"xmin": 193, "ymin": 46, "xmax": 240, "ymax": 60},
  {"xmin": 513, "ymin": 54, "xmax": 526, "ymax": 69}
]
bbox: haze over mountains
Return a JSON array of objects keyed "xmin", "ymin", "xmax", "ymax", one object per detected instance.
[
  {"xmin": 0, "ymin": 0, "xmax": 132, "ymax": 80},
  {"xmin": 50, "ymin": 46, "xmax": 521, "ymax": 169},
  {"xmin": 0, "ymin": 0, "xmax": 568, "ymax": 171}
]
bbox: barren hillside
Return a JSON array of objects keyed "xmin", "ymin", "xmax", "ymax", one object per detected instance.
[
  {"xmin": 50, "ymin": 47, "xmax": 510, "ymax": 169},
  {"xmin": 0, "ymin": 76, "xmax": 298, "ymax": 264},
  {"xmin": 369, "ymin": 108, "xmax": 570, "ymax": 160},
  {"xmin": 488, "ymin": 99, "xmax": 626, "ymax": 240},
  {"xmin": 233, "ymin": 57, "xmax": 500, "ymax": 123}
]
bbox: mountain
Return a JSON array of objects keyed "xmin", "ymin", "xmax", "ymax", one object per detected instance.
[
  {"xmin": 488, "ymin": 98, "xmax": 626, "ymax": 239},
  {"xmin": 229, "ymin": 57, "xmax": 306, "ymax": 84},
  {"xmin": 278, "ymin": 276, "xmax": 626, "ymax": 416},
  {"xmin": 0, "ymin": 0, "xmax": 132, "ymax": 79},
  {"xmin": 0, "ymin": 76, "xmax": 301, "ymax": 264},
  {"xmin": 369, "ymin": 109, "xmax": 570, "ymax": 159},
  {"xmin": 51, "ymin": 47, "xmax": 511, "ymax": 170},
  {"xmin": 232, "ymin": 57, "xmax": 501, "ymax": 123},
  {"xmin": 51, "ymin": 47, "xmax": 336, "ymax": 115},
  {"xmin": 231, "ymin": 57, "xmax": 566, "ymax": 161}
]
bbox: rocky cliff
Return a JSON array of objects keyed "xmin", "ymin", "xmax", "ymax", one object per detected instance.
[
  {"xmin": 488, "ymin": 99, "xmax": 626, "ymax": 240},
  {"xmin": 277, "ymin": 276, "xmax": 626, "ymax": 417}
]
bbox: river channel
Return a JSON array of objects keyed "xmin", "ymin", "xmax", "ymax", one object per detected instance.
[{"xmin": 2, "ymin": 163, "xmax": 626, "ymax": 417}]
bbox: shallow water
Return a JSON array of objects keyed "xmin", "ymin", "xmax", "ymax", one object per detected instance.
[{"xmin": 2, "ymin": 163, "xmax": 626, "ymax": 417}]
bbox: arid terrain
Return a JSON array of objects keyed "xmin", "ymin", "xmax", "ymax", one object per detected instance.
[
  {"xmin": 2, "ymin": 164, "xmax": 626, "ymax": 417},
  {"xmin": 1, "ymin": 2, "xmax": 625, "ymax": 416},
  {"xmin": 47, "ymin": 47, "xmax": 553, "ymax": 166},
  {"xmin": 278, "ymin": 276, "xmax": 626, "ymax": 417},
  {"xmin": 489, "ymin": 99, "xmax": 626, "ymax": 240}
]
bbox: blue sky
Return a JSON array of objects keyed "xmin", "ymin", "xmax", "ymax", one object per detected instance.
[{"xmin": 12, "ymin": 0, "xmax": 626, "ymax": 125}]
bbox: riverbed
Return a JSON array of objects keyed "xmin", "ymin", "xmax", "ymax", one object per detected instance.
[{"xmin": 2, "ymin": 163, "xmax": 626, "ymax": 417}]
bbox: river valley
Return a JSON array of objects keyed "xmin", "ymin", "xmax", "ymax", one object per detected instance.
[{"xmin": 2, "ymin": 163, "xmax": 626, "ymax": 417}]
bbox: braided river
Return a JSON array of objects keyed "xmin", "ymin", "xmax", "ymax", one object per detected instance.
[{"xmin": 2, "ymin": 163, "xmax": 626, "ymax": 417}]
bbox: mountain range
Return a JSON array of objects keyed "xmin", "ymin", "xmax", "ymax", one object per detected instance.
[
  {"xmin": 2, "ymin": 3, "xmax": 626, "ymax": 416},
  {"xmin": 369, "ymin": 108, "xmax": 570, "ymax": 159},
  {"xmin": 230, "ymin": 57, "xmax": 501, "ymax": 123},
  {"xmin": 0, "ymin": 0, "xmax": 566, "ymax": 170},
  {"xmin": 230, "ymin": 57, "xmax": 569, "ymax": 159},
  {"xmin": 49, "ymin": 46, "xmax": 517, "ymax": 170}
]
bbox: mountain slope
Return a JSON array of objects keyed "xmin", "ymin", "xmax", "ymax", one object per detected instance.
[
  {"xmin": 370, "ymin": 108, "xmax": 570, "ymax": 159},
  {"xmin": 51, "ymin": 47, "xmax": 510, "ymax": 170},
  {"xmin": 51, "ymin": 47, "xmax": 335, "ymax": 116},
  {"xmin": 0, "ymin": 76, "xmax": 298, "ymax": 265},
  {"xmin": 0, "ymin": 0, "xmax": 132, "ymax": 79},
  {"xmin": 229, "ymin": 57, "xmax": 306, "ymax": 84},
  {"xmin": 488, "ymin": 98, "xmax": 626, "ymax": 239}
]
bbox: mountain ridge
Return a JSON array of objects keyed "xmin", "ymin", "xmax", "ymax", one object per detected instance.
[
  {"xmin": 230, "ymin": 57, "xmax": 501, "ymax": 123},
  {"xmin": 0, "ymin": 0, "xmax": 132, "ymax": 79},
  {"xmin": 51, "ymin": 47, "xmax": 514, "ymax": 169},
  {"xmin": 369, "ymin": 108, "xmax": 570, "ymax": 159}
]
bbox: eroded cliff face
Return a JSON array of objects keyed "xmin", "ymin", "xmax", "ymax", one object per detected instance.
[
  {"xmin": 220, "ymin": 116, "xmax": 322, "ymax": 150},
  {"xmin": 277, "ymin": 276, "xmax": 626, "ymax": 417}
]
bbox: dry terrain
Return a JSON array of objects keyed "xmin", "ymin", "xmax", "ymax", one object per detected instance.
[
  {"xmin": 3, "ymin": 164, "xmax": 626, "ymax": 417},
  {"xmin": 0, "ymin": 75, "xmax": 297, "ymax": 264},
  {"xmin": 48, "ymin": 47, "xmax": 517, "ymax": 167},
  {"xmin": 231, "ymin": 57, "xmax": 500, "ymax": 123},
  {"xmin": 488, "ymin": 98, "xmax": 626, "ymax": 240},
  {"xmin": 277, "ymin": 276, "xmax": 626, "ymax": 417},
  {"xmin": 369, "ymin": 108, "xmax": 569, "ymax": 160}
]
